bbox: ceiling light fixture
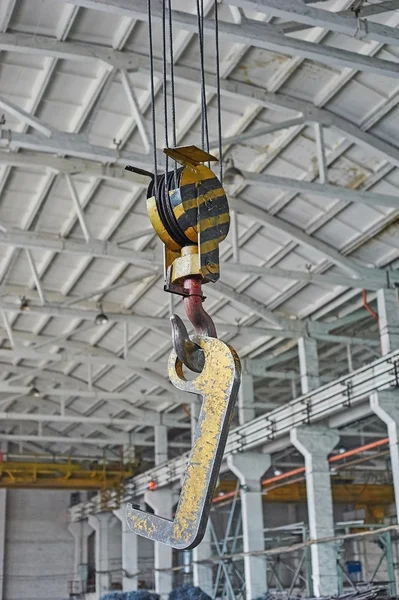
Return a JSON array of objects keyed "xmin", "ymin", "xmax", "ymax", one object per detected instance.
[
  {"xmin": 19, "ymin": 296, "xmax": 30, "ymax": 311},
  {"xmin": 95, "ymin": 311, "xmax": 109, "ymax": 326},
  {"xmin": 30, "ymin": 386, "xmax": 40, "ymax": 398},
  {"xmin": 273, "ymin": 468, "xmax": 282, "ymax": 476}
]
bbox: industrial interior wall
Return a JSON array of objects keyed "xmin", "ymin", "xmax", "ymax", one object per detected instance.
[{"xmin": 4, "ymin": 489, "xmax": 74, "ymax": 600}]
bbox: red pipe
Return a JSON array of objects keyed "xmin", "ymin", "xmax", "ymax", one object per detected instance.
[
  {"xmin": 362, "ymin": 289, "xmax": 379, "ymax": 322},
  {"xmin": 329, "ymin": 438, "xmax": 388, "ymax": 462},
  {"xmin": 213, "ymin": 438, "xmax": 389, "ymax": 504},
  {"xmin": 262, "ymin": 466, "xmax": 305, "ymax": 485}
]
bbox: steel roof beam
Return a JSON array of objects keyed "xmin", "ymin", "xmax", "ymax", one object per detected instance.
[
  {"xmin": 229, "ymin": 197, "xmax": 364, "ymax": 276},
  {"xmin": 0, "ymin": 0, "xmax": 16, "ymax": 32},
  {"xmin": 3, "ymin": 147, "xmax": 399, "ymax": 211},
  {"xmin": 0, "ymin": 299, "xmax": 380, "ymax": 346},
  {"xmin": 0, "ymin": 225, "xmax": 396, "ymax": 290},
  {"xmin": 0, "ymin": 228, "xmax": 157, "ymax": 267},
  {"xmin": 50, "ymin": 0, "xmax": 399, "ymax": 79},
  {"xmin": 0, "ymin": 410, "xmax": 189, "ymax": 429},
  {"xmin": 277, "ymin": 1, "xmax": 399, "ymax": 34},
  {"xmin": 0, "ymin": 347, "xmax": 299, "ymax": 383},
  {"xmin": 0, "ymin": 385, "xmax": 190, "ymax": 429},
  {"xmin": 0, "ymin": 433, "xmax": 165, "ymax": 448},
  {"xmin": 239, "ymin": 170, "xmax": 399, "ymax": 210},
  {"xmin": 225, "ymin": 0, "xmax": 399, "ymax": 45},
  {"xmin": 0, "ymin": 95, "xmax": 54, "ymax": 137},
  {"xmin": 1, "ymin": 34, "xmax": 399, "ymax": 169}
]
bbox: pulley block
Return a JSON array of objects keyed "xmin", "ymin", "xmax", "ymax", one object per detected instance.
[{"xmin": 126, "ymin": 145, "xmax": 230, "ymax": 296}]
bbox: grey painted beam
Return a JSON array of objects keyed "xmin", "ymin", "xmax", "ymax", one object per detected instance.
[
  {"xmin": 0, "ymin": 299, "xmax": 380, "ymax": 346},
  {"xmin": 49, "ymin": 0, "xmax": 399, "ymax": 79},
  {"xmin": 239, "ymin": 169, "xmax": 399, "ymax": 209},
  {"xmin": 0, "ymin": 227, "xmax": 396, "ymax": 290},
  {"xmin": 1, "ymin": 34, "xmax": 398, "ymax": 169},
  {"xmin": 225, "ymin": 0, "xmax": 399, "ymax": 47}
]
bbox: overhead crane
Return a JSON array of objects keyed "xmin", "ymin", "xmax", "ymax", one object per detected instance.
[{"xmin": 0, "ymin": 460, "xmax": 136, "ymax": 490}]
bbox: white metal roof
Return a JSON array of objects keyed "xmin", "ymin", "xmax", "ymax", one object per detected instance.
[{"xmin": 0, "ymin": 0, "xmax": 398, "ymax": 462}]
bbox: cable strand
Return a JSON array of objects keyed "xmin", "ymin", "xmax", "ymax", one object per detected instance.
[
  {"xmin": 214, "ymin": 0, "xmax": 223, "ymax": 183},
  {"xmin": 147, "ymin": 0, "xmax": 158, "ymax": 185}
]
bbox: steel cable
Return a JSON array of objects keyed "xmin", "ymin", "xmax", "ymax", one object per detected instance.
[
  {"xmin": 214, "ymin": 0, "xmax": 223, "ymax": 183},
  {"xmin": 196, "ymin": 0, "xmax": 210, "ymax": 154},
  {"xmin": 168, "ymin": 0, "xmax": 178, "ymax": 187},
  {"xmin": 147, "ymin": 0, "xmax": 158, "ymax": 185},
  {"xmin": 162, "ymin": 0, "xmax": 169, "ymax": 197}
]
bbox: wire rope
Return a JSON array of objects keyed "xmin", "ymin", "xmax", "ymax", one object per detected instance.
[
  {"xmin": 162, "ymin": 0, "xmax": 169, "ymax": 193},
  {"xmin": 168, "ymin": 0, "xmax": 178, "ymax": 186},
  {"xmin": 214, "ymin": 0, "xmax": 223, "ymax": 183},
  {"xmin": 147, "ymin": 0, "xmax": 158, "ymax": 186},
  {"xmin": 196, "ymin": 0, "xmax": 210, "ymax": 153}
]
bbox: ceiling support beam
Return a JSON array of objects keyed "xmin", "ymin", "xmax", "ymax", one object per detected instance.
[
  {"xmin": 0, "ymin": 228, "xmax": 157, "ymax": 268},
  {"xmin": 0, "ymin": 410, "xmax": 189, "ymax": 429},
  {"xmin": 1, "ymin": 35, "xmax": 398, "ymax": 169},
  {"xmin": 65, "ymin": 175, "xmax": 92, "ymax": 242},
  {"xmin": 0, "ymin": 95, "xmax": 53, "ymax": 137},
  {"xmin": 0, "ymin": 386, "xmax": 189, "ymax": 429},
  {"xmin": 237, "ymin": 169, "xmax": 399, "ymax": 209},
  {"xmin": 229, "ymin": 197, "xmax": 364, "ymax": 276},
  {"xmin": 209, "ymin": 116, "xmax": 305, "ymax": 149},
  {"xmin": 225, "ymin": 0, "xmax": 399, "ymax": 47},
  {"xmin": 2, "ymin": 143, "xmax": 398, "ymax": 210},
  {"xmin": 0, "ymin": 227, "xmax": 396, "ymax": 294},
  {"xmin": 25, "ymin": 250, "xmax": 46, "ymax": 305},
  {"xmin": 120, "ymin": 69, "xmax": 151, "ymax": 153},
  {"xmin": 49, "ymin": 0, "xmax": 399, "ymax": 79},
  {"xmin": 0, "ymin": 299, "xmax": 380, "ymax": 346},
  {"xmin": 0, "ymin": 433, "xmax": 179, "ymax": 448}
]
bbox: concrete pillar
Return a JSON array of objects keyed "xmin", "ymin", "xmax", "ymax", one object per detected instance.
[
  {"xmin": 68, "ymin": 520, "xmax": 91, "ymax": 589},
  {"xmin": 371, "ymin": 389, "xmax": 399, "ymax": 520},
  {"xmin": 238, "ymin": 373, "xmax": 256, "ymax": 425},
  {"xmin": 190, "ymin": 395, "xmax": 201, "ymax": 435},
  {"xmin": 114, "ymin": 503, "xmax": 139, "ymax": 592},
  {"xmin": 227, "ymin": 451, "xmax": 270, "ymax": 600},
  {"xmin": 298, "ymin": 337, "xmax": 320, "ymax": 394},
  {"xmin": 291, "ymin": 426, "xmax": 339, "ymax": 597},
  {"xmin": 144, "ymin": 490, "xmax": 174, "ymax": 598},
  {"xmin": 190, "ymin": 394, "xmax": 213, "ymax": 594},
  {"xmin": 0, "ymin": 489, "xmax": 6, "ymax": 600},
  {"xmin": 88, "ymin": 512, "xmax": 115, "ymax": 597},
  {"xmin": 192, "ymin": 524, "xmax": 213, "ymax": 596},
  {"xmin": 377, "ymin": 288, "xmax": 399, "ymax": 355},
  {"xmin": 155, "ymin": 425, "xmax": 168, "ymax": 465},
  {"xmin": 123, "ymin": 444, "xmax": 136, "ymax": 465}
]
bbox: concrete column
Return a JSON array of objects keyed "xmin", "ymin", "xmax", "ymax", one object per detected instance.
[
  {"xmin": 114, "ymin": 503, "xmax": 138, "ymax": 592},
  {"xmin": 192, "ymin": 523, "xmax": 213, "ymax": 596},
  {"xmin": 88, "ymin": 512, "xmax": 114, "ymax": 597},
  {"xmin": 291, "ymin": 427, "xmax": 339, "ymax": 597},
  {"xmin": 68, "ymin": 520, "xmax": 91, "ymax": 588},
  {"xmin": 227, "ymin": 452, "xmax": 270, "ymax": 600},
  {"xmin": 144, "ymin": 490, "xmax": 174, "ymax": 598},
  {"xmin": 377, "ymin": 288, "xmax": 399, "ymax": 354},
  {"xmin": 155, "ymin": 425, "xmax": 168, "ymax": 465},
  {"xmin": 238, "ymin": 373, "xmax": 256, "ymax": 425},
  {"xmin": 0, "ymin": 489, "xmax": 6, "ymax": 600},
  {"xmin": 190, "ymin": 394, "xmax": 213, "ymax": 594},
  {"xmin": 123, "ymin": 444, "xmax": 136, "ymax": 465},
  {"xmin": 190, "ymin": 395, "xmax": 201, "ymax": 435},
  {"xmin": 298, "ymin": 337, "xmax": 320, "ymax": 394},
  {"xmin": 371, "ymin": 389, "xmax": 399, "ymax": 520}
]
